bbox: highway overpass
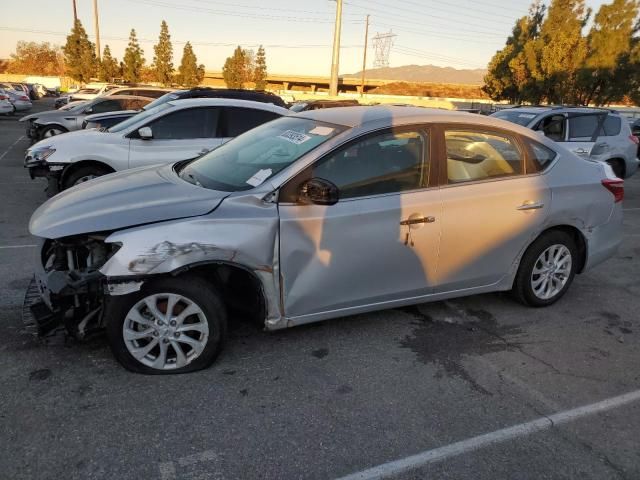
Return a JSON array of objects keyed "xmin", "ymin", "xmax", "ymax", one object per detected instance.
[{"xmin": 202, "ymin": 71, "xmax": 391, "ymax": 93}]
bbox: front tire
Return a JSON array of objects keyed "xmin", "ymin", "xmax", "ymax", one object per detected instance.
[
  {"xmin": 512, "ymin": 231, "xmax": 577, "ymax": 307},
  {"xmin": 105, "ymin": 276, "xmax": 227, "ymax": 374},
  {"xmin": 40, "ymin": 125, "xmax": 67, "ymax": 140},
  {"xmin": 62, "ymin": 165, "xmax": 112, "ymax": 190}
]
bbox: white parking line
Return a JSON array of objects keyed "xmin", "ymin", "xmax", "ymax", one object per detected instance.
[
  {"xmin": 336, "ymin": 389, "xmax": 640, "ymax": 480},
  {"xmin": 0, "ymin": 135, "xmax": 25, "ymax": 161},
  {"xmin": 624, "ymin": 207, "xmax": 640, "ymax": 211},
  {"xmin": 0, "ymin": 244, "xmax": 37, "ymax": 249}
]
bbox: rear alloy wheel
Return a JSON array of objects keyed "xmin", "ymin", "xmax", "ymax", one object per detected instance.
[
  {"xmin": 513, "ymin": 231, "xmax": 577, "ymax": 307},
  {"xmin": 106, "ymin": 276, "xmax": 227, "ymax": 374},
  {"xmin": 40, "ymin": 125, "xmax": 67, "ymax": 139},
  {"xmin": 606, "ymin": 159, "xmax": 625, "ymax": 179},
  {"xmin": 62, "ymin": 165, "xmax": 112, "ymax": 190}
]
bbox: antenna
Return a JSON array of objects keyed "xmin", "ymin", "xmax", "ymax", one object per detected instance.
[{"xmin": 372, "ymin": 31, "xmax": 396, "ymax": 69}]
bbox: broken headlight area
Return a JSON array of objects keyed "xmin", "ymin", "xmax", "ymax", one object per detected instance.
[{"xmin": 24, "ymin": 235, "xmax": 121, "ymax": 339}]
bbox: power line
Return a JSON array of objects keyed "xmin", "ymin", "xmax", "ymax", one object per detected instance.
[
  {"xmin": 184, "ymin": 0, "xmax": 362, "ymax": 17},
  {"xmin": 126, "ymin": 0, "xmax": 364, "ymax": 24},
  {"xmin": 0, "ymin": 27, "xmax": 364, "ymax": 49},
  {"xmin": 393, "ymin": 0, "xmax": 527, "ymax": 21},
  {"xmin": 345, "ymin": 0, "xmax": 511, "ymax": 36},
  {"xmin": 370, "ymin": 22, "xmax": 502, "ymax": 44}
]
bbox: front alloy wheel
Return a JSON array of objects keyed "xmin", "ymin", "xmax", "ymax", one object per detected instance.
[
  {"xmin": 106, "ymin": 276, "xmax": 227, "ymax": 374},
  {"xmin": 123, "ymin": 294, "xmax": 210, "ymax": 370}
]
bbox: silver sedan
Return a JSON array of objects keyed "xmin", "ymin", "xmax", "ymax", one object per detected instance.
[{"xmin": 27, "ymin": 106, "xmax": 624, "ymax": 373}]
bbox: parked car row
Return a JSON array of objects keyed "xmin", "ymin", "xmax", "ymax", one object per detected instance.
[
  {"xmin": 21, "ymin": 95, "xmax": 625, "ymax": 374},
  {"xmin": 0, "ymin": 85, "xmax": 32, "ymax": 113}
]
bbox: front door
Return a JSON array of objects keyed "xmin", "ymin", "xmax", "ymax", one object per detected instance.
[
  {"xmin": 128, "ymin": 107, "xmax": 224, "ymax": 168},
  {"xmin": 279, "ymin": 127, "xmax": 441, "ymax": 319},
  {"xmin": 435, "ymin": 127, "xmax": 551, "ymax": 291}
]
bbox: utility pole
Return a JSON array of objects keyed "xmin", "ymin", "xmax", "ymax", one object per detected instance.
[
  {"xmin": 93, "ymin": 0, "xmax": 101, "ymax": 60},
  {"xmin": 72, "ymin": 0, "xmax": 78, "ymax": 23},
  {"xmin": 329, "ymin": 0, "xmax": 343, "ymax": 97},
  {"xmin": 360, "ymin": 14, "xmax": 370, "ymax": 98}
]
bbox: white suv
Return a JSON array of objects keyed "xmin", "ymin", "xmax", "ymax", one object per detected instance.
[
  {"xmin": 492, "ymin": 106, "xmax": 639, "ymax": 178},
  {"xmin": 25, "ymin": 98, "xmax": 289, "ymax": 190}
]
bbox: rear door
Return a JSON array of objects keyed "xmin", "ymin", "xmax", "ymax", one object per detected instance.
[
  {"xmin": 566, "ymin": 113, "xmax": 608, "ymax": 160},
  {"xmin": 434, "ymin": 126, "xmax": 551, "ymax": 292},
  {"xmin": 127, "ymin": 106, "xmax": 223, "ymax": 168}
]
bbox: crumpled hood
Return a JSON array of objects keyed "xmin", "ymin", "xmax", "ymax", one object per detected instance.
[
  {"xmin": 20, "ymin": 109, "xmax": 70, "ymax": 122},
  {"xmin": 30, "ymin": 164, "xmax": 229, "ymax": 239}
]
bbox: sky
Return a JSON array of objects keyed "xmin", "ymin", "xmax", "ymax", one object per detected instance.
[{"xmin": 0, "ymin": 0, "xmax": 611, "ymax": 76}]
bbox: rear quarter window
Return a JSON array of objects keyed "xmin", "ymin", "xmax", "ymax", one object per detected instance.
[
  {"xmin": 525, "ymin": 139, "xmax": 557, "ymax": 173},
  {"xmin": 602, "ymin": 115, "xmax": 621, "ymax": 136}
]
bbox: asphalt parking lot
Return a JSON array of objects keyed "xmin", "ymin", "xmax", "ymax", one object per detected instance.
[{"xmin": 1, "ymin": 98, "xmax": 640, "ymax": 480}]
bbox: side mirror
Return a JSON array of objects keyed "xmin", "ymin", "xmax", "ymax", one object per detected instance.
[
  {"xmin": 84, "ymin": 107, "xmax": 93, "ymax": 114},
  {"xmin": 535, "ymin": 130, "xmax": 546, "ymax": 137},
  {"xmin": 138, "ymin": 126, "xmax": 153, "ymax": 140},
  {"xmin": 298, "ymin": 178, "xmax": 339, "ymax": 206}
]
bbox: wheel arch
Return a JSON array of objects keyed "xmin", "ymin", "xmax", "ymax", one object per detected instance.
[
  {"xmin": 60, "ymin": 159, "xmax": 115, "ymax": 187},
  {"xmin": 605, "ymin": 157, "xmax": 626, "ymax": 178},
  {"xmin": 525, "ymin": 225, "xmax": 588, "ymax": 274}
]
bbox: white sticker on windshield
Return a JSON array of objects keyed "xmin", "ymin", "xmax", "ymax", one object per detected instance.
[
  {"xmin": 309, "ymin": 126, "xmax": 335, "ymax": 136},
  {"xmin": 279, "ymin": 130, "xmax": 311, "ymax": 144},
  {"xmin": 518, "ymin": 113, "xmax": 537, "ymax": 119},
  {"xmin": 246, "ymin": 168, "xmax": 273, "ymax": 187}
]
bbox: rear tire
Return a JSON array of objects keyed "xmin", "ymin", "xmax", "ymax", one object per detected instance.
[
  {"xmin": 62, "ymin": 165, "xmax": 112, "ymax": 190},
  {"xmin": 106, "ymin": 276, "xmax": 227, "ymax": 374},
  {"xmin": 512, "ymin": 231, "xmax": 577, "ymax": 307}
]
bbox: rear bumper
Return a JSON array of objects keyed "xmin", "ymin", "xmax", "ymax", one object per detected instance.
[{"xmin": 583, "ymin": 205, "xmax": 623, "ymax": 272}]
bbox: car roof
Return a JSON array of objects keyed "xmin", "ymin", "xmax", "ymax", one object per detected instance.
[
  {"xmin": 502, "ymin": 106, "xmax": 616, "ymax": 116},
  {"xmin": 94, "ymin": 95, "xmax": 153, "ymax": 101},
  {"xmin": 166, "ymin": 97, "xmax": 289, "ymax": 113},
  {"xmin": 294, "ymin": 105, "xmax": 525, "ymax": 128}
]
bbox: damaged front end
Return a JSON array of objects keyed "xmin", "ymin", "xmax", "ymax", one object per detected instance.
[{"xmin": 24, "ymin": 235, "xmax": 120, "ymax": 339}]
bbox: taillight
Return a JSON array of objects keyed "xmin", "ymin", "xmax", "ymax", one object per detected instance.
[
  {"xmin": 0, "ymin": 95, "xmax": 7, "ymax": 100},
  {"xmin": 19, "ymin": 95, "xmax": 29, "ymax": 101},
  {"xmin": 602, "ymin": 178, "xmax": 624, "ymax": 203},
  {"xmin": 629, "ymin": 135, "xmax": 639, "ymax": 145}
]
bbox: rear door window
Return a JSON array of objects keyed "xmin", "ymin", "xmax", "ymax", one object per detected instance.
[
  {"xmin": 539, "ymin": 115, "xmax": 566, "ymax": 142},
  {"xmin": 222, "ymin": 107, "xmax": 282, "ymax": 137},
  {"xmin": 445, "ymin": 130, "xmax": 523, "ymax": 183},
  {"xmin": 568, "ymin": 115, "xmax": 601, "ymax": 140}
]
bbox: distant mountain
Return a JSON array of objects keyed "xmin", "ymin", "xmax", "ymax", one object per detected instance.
[{"xmin": 346, "ymin": 64, "xmax": 487, "ymax": 85}]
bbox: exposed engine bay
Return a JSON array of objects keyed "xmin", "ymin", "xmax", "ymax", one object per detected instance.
[{"xmin": 24, "ymin": 235, "xmax": 120, "ymax": 338}]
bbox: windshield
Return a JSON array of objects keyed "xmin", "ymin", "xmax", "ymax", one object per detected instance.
[
  {"xmin": 492, "ymin": 110, "xmax": 539, "ymax": 126},
  {"xmin": 61, "ymin": 102, "xmax": 88, "ymax": 112},
  {"xmin": 180, "ymin": 117, "xmax": 345, "ymax": 191},
  {"xmin": 108, "ymin": 102, "xmax": 173, "ymax": 133},
  {"xmin": 76, "ymin": 88, "xmax": 99, "ymax": 95},
  {"xmin": 144, "ymin": 91, "xmax": 184, "ymax": 110}
]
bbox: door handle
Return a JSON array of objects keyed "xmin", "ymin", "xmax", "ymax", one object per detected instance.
[
  {"xmin": 517, "ymin": 201, "xmax": 544, "ymax": 211},
  {"xmin": 400, "ymin": 216, "xmax": 436, "ymax": 226},
  {"xmin": 574, "ymin": 148, "xmax": 589, "ymax": 155}
]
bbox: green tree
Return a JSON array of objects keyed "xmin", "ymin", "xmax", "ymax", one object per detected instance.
[
  {"xmin": 98, "ymin": 45, "xmax": 120, "ymax": 82},
  {"xmin": 152, "ymin": 20, "xmax": 174, "ymax": 85},
  {"xmin": 8, "ymin": 41, "xmax": 65, "ymax": 76},
  {"xmin": 578, "ymin": 0, "xmax": 639, "ymax": 105},
  {"xmin": 222, "ymin": 46, "xmax": 252, "ymax": 88},
  {"xmin": 483, "ymin": 2, "xmax": 545, "ymax": 103},
  {"xmin": 253, "ymin": 45, "xmax": 268, "ymax": 90},
  {"xmin": 535, "ymin": 0, "xmax": 591, "ymax": 104},
  {"xmin": 123, "ymin": 29, "xmax": 145, "ymax": 83},
  {"xmin": 63, "ymin": 19, "xmax": 97, "ymax": 82},
  {"xmin": 176, "ymin": 41, "xmax": 201, "ymax": 87}
]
